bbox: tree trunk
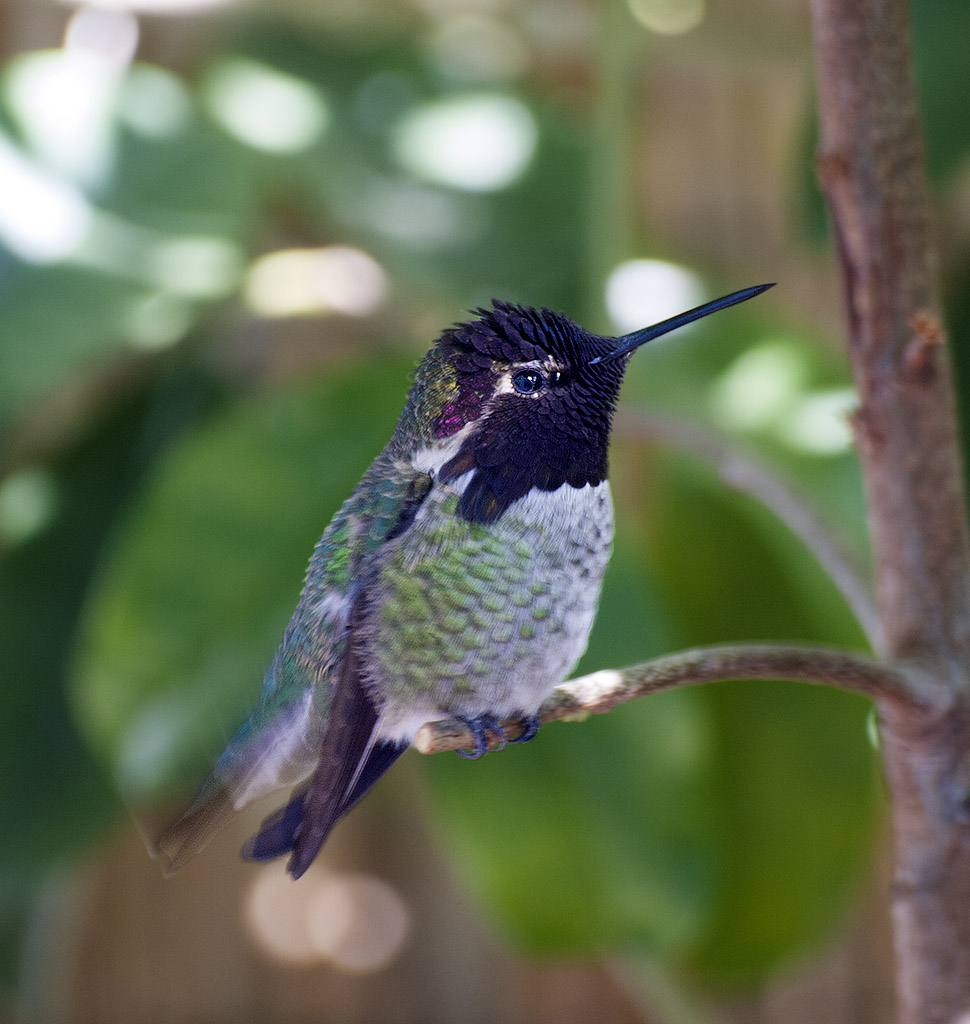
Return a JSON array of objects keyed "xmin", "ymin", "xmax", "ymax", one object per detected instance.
[{"xmin": 810, "ymin": 0, "xmax": 970, "ymax": 1020}]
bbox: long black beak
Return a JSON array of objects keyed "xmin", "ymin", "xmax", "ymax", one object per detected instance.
[{"xmin": 587, "ymin": 282, "xmax": 775, "ymax": 366}]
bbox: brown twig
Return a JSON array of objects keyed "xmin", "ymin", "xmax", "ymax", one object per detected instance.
[
  {"xmin": 810, "ymin": 0, "xmax": 970, "ymax": 1020},
  {"xmin": 414, "ymin": 643, "xmax": 921, "ymax": 755},
  {"xmin": 616, "ymin": 410, "xmax": 881, "ymax": 649}
]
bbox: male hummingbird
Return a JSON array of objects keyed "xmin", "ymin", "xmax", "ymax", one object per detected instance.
[{"xmin": 156, "ymin": 283, "xmax": 772, "ymax": 879}]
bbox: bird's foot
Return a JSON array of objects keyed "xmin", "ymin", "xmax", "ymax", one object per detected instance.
[
  {"xmin": 458, "ymin": 715, "xmax": 507, "ymax": 759},
  {"xmin": 511, "ymin": 713, "xmax": 541, "ymax": 744}
]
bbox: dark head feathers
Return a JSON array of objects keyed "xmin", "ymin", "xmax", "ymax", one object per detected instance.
[{"xmin": 440, "ymin": 300, "xmax": 615, "ymax": 368}]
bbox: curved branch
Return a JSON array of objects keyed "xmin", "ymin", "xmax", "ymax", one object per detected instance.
[
  {"xmin": 414, "ymin": 643, "xmax": 921, "ymax": 755},
  {"xmin": 616, "ymin": 410, "xmax": 881, "ymax": 649}
]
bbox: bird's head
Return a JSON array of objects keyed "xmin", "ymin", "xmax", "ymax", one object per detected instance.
[{"xmin": 397, "ymin": 285, "xmax": 772, "ymax": 523}]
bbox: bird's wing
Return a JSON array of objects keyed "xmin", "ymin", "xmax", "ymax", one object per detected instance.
[
  {"xmin": 153, "ymin": 610, "xmax": 351, "ymax": 873},
  {"xmin": 280, "ymin": 597, "xmax": 395, "ymax": 878},
  {"xmin": 153, "ymin": 463, "xmax": 432, "ymax": 874},
  {"xmin": 246, "ymin": 469, "xmax": 437, "ymax": 876}
]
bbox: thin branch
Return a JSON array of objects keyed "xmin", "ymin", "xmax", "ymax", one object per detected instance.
[
  {"xmin": 414, "ymin": 643, "xmax": 921, "ymax": 755},
  {"xmin": 616, "ymin": 410, "xmax": 881, "ymax": 649}
]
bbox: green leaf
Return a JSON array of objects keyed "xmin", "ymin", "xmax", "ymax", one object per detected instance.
[
  {"xmin": 0, "ymin": 261, "xmax": 142, "ymax": 424},
  {"xmin": 643, "ymin": 452, "xmax": 881, "ymax": 986},
  {"xmin": 0, "ymin": 366, "xmax": 220, "ymax": 880},
  {"xmin": 910, "ymin": 0, "xmax": 970, "ymax": 185}
]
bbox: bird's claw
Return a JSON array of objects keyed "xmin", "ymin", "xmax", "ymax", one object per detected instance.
[
  {"xmin": 458, "ymin": 715, "xmax": 507, "ymax": 759},
  {"xmin": 456, "ymin": 713, "xmax": 541, "ymax": 757},
  {"xmin": 511, "ymin": 713, "xmax": 541, "ymax": 744}
]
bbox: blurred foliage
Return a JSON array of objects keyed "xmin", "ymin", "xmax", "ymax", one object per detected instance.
[{"xmin": 2, "ymin": 0, "xmax": 968, "ymax": 1006}]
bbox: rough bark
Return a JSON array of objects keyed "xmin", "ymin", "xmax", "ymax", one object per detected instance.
[{"xmin": 809, "ymin": 0, "xmax": 970, "ymax": 1021}]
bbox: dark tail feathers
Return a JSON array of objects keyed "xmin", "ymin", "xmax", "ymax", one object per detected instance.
[{"xmin": 241, "ymin": 740, "xmax": 408, "ymax": 869}]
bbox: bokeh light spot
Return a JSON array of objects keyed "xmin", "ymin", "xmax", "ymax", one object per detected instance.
[
  {"xmin": 779, "ymin": 388, "xmax": 856, "ymax": 455},
  {"xmin": 244, "ymin": 246, "xmax": 388, "ymax": 319},
  {"xmin": 148, "ymin": 235, "xmax": 242, "ymax": 298},
  {"xmin": 605, "ymin": 259, "xmax": 705, "ymax": 336},
  {"xmin": 58, "ymin": 0, "xmax": 237, "ymax": 13},
  {"xmin": 118, "ymin": 65, "xmax": 192, "ymax": 138},
  {"xmin": 204, "ymin": 58, "xmax": 329, "ymax": 154},
  {"xmin": 5, "ymin": 49, "xmax": 120, "ymax": 187},
  {"xmin": 429, "ymin": 16, "xmax": 530, "ymax": 83},
  {"xmin": 711, "ymin": 341, "xmax": 808, "ymax": 431},
  {"xmin": 394, "ymin": 93, "xmax": 537, "ymax": 192},
  {"xmin": 307, "ymin": 874, "xmax": 410, "ymax": 973},
  {"xmin": 362, "ymin": 183, "xmax": 473, "ymax": 248},
  {"xmin": 0, "ymin": 134, "xmax": 92, "ymax": 261},
  {"xmin": 627, "ymin": 0, "xmax": 705, "ymax": 35},
  {"xmin": 246, "ymin": 861, "xmax": 326, "ymax": 965},
  {"xmin": 0, "ymin": 469, "xmax": 59, "ymax": 546},
  {"xmin": 64, "ymin": 4, "xmax": 140, "ymax": 64},
  {"xmin": 246, "ymin": 864, "xmax": 410, "ymax": 973}
]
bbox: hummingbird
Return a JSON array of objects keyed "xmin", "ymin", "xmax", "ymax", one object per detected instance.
[{"xmin": 155, "ymin": 282, "xmax": 772, "ymax": 879}]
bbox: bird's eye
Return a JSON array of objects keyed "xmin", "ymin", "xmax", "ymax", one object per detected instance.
[{"xmin": 512, "ymin": 368, "xmax": 544, "ymax": 395}]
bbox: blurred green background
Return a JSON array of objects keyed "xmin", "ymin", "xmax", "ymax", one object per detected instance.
[{"xmin": 1, "ymin": 0, "xmax": 968, "ymax": 1021}]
